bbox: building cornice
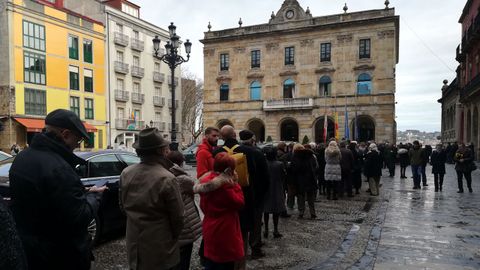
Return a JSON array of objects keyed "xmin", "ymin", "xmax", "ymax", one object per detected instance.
[{"xmin": 105, "ymin": 5, "xmax": 168, "ymax": 38}]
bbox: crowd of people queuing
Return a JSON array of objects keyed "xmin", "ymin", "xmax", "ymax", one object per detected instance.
[{"xmin": 0, "ymin": 112, "xmax": 477, "ymax": 270}]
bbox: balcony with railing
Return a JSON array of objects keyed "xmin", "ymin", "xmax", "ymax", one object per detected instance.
[
  {"xmin": 114, "ymin": 32, "xmax": 129, "ymax": 46},
  {"xmin": 114, "ymin": 61, "xmax": 129, "ymax": 74},
  {"xmin": 131, "ymin": 66, "xmax": 145, "ymax": 78},
  {"xmin": 461, "ymin": 73, "xmax": 480, "ymax": 100},
  {"xmin": 168, "ymin": 99, "xmax": 180, "ymax": 108},
  {"xmin": 131, "ymin": 38, "xmax": 144, "ymax": 51},
  {"xmin": 151, "ymin": 121, "xmax": 166, "ymax": 131},
  {"xmin": 263, "ymin": 97, "xmax": 314, "ymax": 111},
  {"xmin": 153, "ymin": 96, "xmax": 165, "ymax": 107},
  {"xmin": 168, "ymin": 123, "xmax": 180, "ymax": 131},
  {"xmin": 168, "ymin": 77, "xmax": 179, "ymax": 86},
  {"xmin": 153, "ymin": 72, "xmax": 165, "ymax": 83},
  {"xmin": 131, "ymin": 92, "xmax": 145, "ymax": 104},
  {"xmin": 114, "ymin": 90, "xmax": 129, "ymax": 102},
  {"xmin": 115, "ymin": 118, "xmax": 145, "ymax": 130}
]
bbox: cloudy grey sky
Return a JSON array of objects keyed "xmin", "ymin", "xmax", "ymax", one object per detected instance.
[{"xmin": 138, "ymin": 0, "xmax": 465, "ymax": 132}]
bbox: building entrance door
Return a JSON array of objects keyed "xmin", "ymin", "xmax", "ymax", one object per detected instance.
[{"xmin": 280, "ymin": 119, "xmax": 299, "ymax": 142}]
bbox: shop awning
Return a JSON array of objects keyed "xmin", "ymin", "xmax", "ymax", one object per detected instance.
[{"xmin": 14, "ymin": 117, "xmax": 98, "ymax": 133}]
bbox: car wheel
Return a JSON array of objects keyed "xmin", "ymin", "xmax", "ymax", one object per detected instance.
[{"xmin": 88, "ymin": 215, "xmax": 101, "ymax": 246}]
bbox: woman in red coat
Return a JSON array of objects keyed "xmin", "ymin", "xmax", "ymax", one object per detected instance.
[{"xmin": 200, "ymin": 152, "xmax": 245, "ymax": 270}]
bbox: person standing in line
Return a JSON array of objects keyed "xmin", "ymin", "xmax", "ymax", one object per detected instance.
[
  {"xmin": 339, "ymin": 141, "xmax": 354, "ymax": 197},
  {"xmin": 167, "ymin": 151, "xmax": 202, "ymax": 270},
  {"xmin": 383, "ymin": 144, "xmax": 396, "ymax": 177},
  {"xmin": 430, "ymin": 144, "xmax": 447, "ymax": 192},
  {"xmin": 420, "ymin": 144, "xmax": 432, "ymax": 186},
  {"xmin": 200, "ymin": 153, "xmax": 245, "ymax": 270},
  {"xmin": 349, "ymin": 141, "xmax": 363, "ymax": 195},
  {"xmin": 196, "ymin": 127, "xmax": 220, "ymax": 178},
  {"xmin": 120, "ymin": 128, "xmax": 184, "ymax": 270},
  {"xmin": 397, "ymin": 145, "xmax": 409, "ymax": 179},
  {"xmin": 9, "ymin": 109, "xmax": 106, "ymax": 270},
  {"xmin": 324, "ymin": 141, "xmax": 342, "ymax": 200},
  {"xmin": 445, "ymin": 143, "xmax": 453, "ymax": 164},
  {"xmin": 409, "ymin": 140, "xmax": 424, "ymax": 190},
  {"xmin": 454, "ymin": 143, "xmax": 475, "ymax": 193},
  {"xmin": 315, "ymin": 143, "xmax": 327, "ymax": 196},
  {"xmin": 276, "ymin": 142, "xmax": 291, "ymax": 218},
  {"xmin": 364, "ymin": 143, "xmax": 383, "ymax": 196},
  {"xmin": 291, "ymin": 144, "xmax": 318, "ymax": 219},
  {"xmin": 263, "ymin": 147, "xmax": 287, "ymax": 238},
  {"xmin": 0, "ymin": 195, "xmax": 27, "ymax": 270}
]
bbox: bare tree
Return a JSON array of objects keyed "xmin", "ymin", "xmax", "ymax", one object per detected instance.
[{"xmin": 181, "ymin": 69, "xmax": 204, "ymax": 144}]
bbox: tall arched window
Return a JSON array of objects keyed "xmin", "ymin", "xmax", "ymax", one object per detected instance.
[
  {"xmin": 283, "ymin": 79, "xmax": 295, "ymax": 98},
  {"xmin": 357, "ymin": 73, "xmax": 372, "ymax": 95},
  {"xmin": 319, "ymin": 76, "xmax": 332, "ymax": 96},
  {"xmin": 250, "ymin": 81, "xmax": 261, "ymax": 100},
  {"xmin": 220, "ymin": 84, "xmax": 229, "ymax": 101}
]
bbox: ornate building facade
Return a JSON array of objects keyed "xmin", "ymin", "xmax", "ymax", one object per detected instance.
[
  {"xmin": 440, "ymin": 0, "xmax": 480, "ymax": 159},
  {"xmin": 201, "ymin": 0, "xmax": 399, "ymax": 143}
]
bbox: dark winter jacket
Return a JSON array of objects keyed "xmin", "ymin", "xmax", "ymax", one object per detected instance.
[
  {"xmin": 364, "ymin": 150, "xmax": 383, "ymax": 178},
  {"xmin": 9, "ymin": 133, "xmax": 101, "ymax": 270},
  {"xmin": 397, "ymin": 148, "xmax": 409, "ymax": 167},
  {"xmin": 340, "ymin": 148, "xmax": 354, "ymax": 173},
  {"xmin": 454, "ymin": 148, "xmax": 474, "ymax": 173},
  {"xmin": 214, "ymin": 138, "xmax": 269, "ymax": 232},
  {"xmin": 0, "ymin": 196, "xmax": 27, "ymax": 270},
  {"xmin": 430, "ymin": 149, "xmax": 447, "ymax": 174},
  {"xmin": 291, "ymin": 149, "xmax": 318, "ymax": 193},
  {"xmin": 169, "ymin": 164, "xmax": 202, "ymax": 247}
]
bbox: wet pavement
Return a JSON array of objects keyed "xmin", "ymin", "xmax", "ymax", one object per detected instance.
[
  {"xmin": 92, "ymin": 163, "xmax": 480, "ymax": 270},
  {"xmin": 372, "ymin": 163, "xmax": 480, "ymax": 270}
]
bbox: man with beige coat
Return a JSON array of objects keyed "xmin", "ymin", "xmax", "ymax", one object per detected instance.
[{"xmin": 120, "ymin": 128, "xmax": 184, "ymax": 270}]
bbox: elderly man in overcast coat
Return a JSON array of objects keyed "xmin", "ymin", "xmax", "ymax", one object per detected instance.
[{"xmin": 120, "ymin": 128, "xmax": 184, "ymax": 270}]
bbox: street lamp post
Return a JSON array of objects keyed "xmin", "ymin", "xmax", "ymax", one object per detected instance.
[{"xmin": 152, "ymin": 22, "xmax": 192, "ymax": 151}]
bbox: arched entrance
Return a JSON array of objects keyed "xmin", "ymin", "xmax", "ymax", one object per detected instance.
[
  {"xmin": 351, "ymin": 115, "xmax": 375, "ymax": 142},
  {"xmin": 314, "ymin": 117, "xmax": 335, "ymax": 143},
  {"xmin": 246, "ymin": 119, "xmax": 265, "ymax": 142},
  {"xmin": 280, "ymin": 119, "xmax": 299, "ymax": 142},
  {"xmin": 216, "ymin": 119, "xmax": 234, "ymax": 129}
]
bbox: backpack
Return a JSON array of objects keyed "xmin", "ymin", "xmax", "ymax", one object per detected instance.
[{"xmin": 223, "ymin": 145, "xmax": 250, "ymax": 187}]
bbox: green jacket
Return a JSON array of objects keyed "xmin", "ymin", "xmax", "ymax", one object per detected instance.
[{"xmin": 409, "ymin": 148, "xmax": 423, "ymax": 166}]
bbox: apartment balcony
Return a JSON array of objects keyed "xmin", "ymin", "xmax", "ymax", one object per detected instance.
[
  {"xmin": 168, "ymin": 77, "xmax": 179, "ymax": 86},
  {"xmin": 115, "ymin": 118, "xmax": 145, "ymax": 130},
  {"xmin": 131, "ymin": 38, "xmax": 144, "ymax": 51},
  {"xmin": 263, "ymin": 98, "xmax": 314, "ymax": 111},
  {"xmin": 114, "ymin": 90, "xmax": 129, "ymax": 102},
  {"xmin": 168, "ymin": 123, "xmax": 180, "ymax": 132},
  {"xmin": 461, "ymin": 73, "xmax": 480, "ymax": 101},
  {"xmin": 456, "ymin": 44, "xmax": 465, "ymax": 62},
  {"xmin": 151, "ymin": 121, "xmax": 166, "ymax": 131},
  {"xmin": 114, "ymin": 32, "xmax": 129, "ymax": 47},
  {"xmin": 131, "ymin": 92, "xmax": 145, "ymax": 104},
  {"xmin": 131, "ymin": 66, "xmax": 145, "ymax": 78},
  {"xmin": 153, "ymin": 96, "xmax": 165, "ymax": 107},
  {"xmin": 168, "ymin": 99, "xmax": 180, "ymax": 109},
  {"xmin": 153, "ymin": 72, "xmax": 165, "ymax": 83},
  {"xmin": 114, "ymin": 61, "xmax": 129, "ymax": 74}
]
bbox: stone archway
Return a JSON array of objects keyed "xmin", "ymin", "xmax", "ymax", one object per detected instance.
[
  {"xmin": 351, "ymin": 115, "xmax": 375, "ymax": 142},
  {"xmin": 246, "ymin": 119, "xmax": 265, "ymax": 142},
  {"xmin": 280, "ymin": 118, "xmax": 299, "ymax": 142},
  {"xmin": 216, "ymin": 119, "xmax": 234, "ymax": 129},
  {"xmin": 314, "ymin": 117, "xmax": 335, "ymax": 143}
]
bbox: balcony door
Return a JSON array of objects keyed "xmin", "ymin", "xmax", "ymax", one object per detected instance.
[{"xmin": 283, "ymin": 79, "xmax": 295, "ymax": 99}]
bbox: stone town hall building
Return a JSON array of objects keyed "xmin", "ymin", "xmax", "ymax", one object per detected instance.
[{"xmin": 201, "ymin": 0, "xmax": 399, "ymax": 143}]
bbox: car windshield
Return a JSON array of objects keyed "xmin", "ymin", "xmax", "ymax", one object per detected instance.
[
  {"xmin": 0, "ymin": 152, "xmax": 11, "ymax": 162},
  {"xmin": 0, "ymin": 163, "xmax": 12, "ymax": 177}
]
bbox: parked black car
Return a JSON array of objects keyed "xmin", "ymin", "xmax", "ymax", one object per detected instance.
[{"xmin": 0, "ymin": 150, "xmax": 140, "ymax": 245}]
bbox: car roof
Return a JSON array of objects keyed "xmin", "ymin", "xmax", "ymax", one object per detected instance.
[{"xmin": 74, "ymin": 150, "xmax": 137, "ymax": 159}]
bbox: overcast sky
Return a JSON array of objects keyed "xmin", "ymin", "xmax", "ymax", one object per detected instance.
[{"xmin": 137, "ymin": 0, "xmax": 465, "ymax": 132}]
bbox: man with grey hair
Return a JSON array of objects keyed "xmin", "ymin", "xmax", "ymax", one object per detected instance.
[{"xmin": 9, "ymin": 109, "xmax": 106, "ymax": 270}]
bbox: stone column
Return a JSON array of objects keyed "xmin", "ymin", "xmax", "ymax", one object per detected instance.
[{"xmin": 455, "ymin": 102, "xmax": 463, "ymax": 143}]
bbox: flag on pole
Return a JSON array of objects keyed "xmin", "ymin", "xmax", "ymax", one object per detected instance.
[
  {"xmin": 344, "ymin": 109, "xmax": 350, "ymax": 140},
  {"xmin": 323, "ymin": 113, "xmax": 328, "ymax": 142},
  {"xmin": 334, "ymin": 112, "xmax": 339, "ymax": 141}
]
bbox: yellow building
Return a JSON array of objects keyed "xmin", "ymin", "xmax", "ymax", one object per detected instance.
[{"xmin": 0, "ymin": 0, "xmax": 106, "ymax": 151}]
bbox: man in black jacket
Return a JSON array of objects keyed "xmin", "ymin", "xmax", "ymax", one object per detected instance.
[
  {"xmin": 213, "ymin": 126, "xmax": 269, "ymax": 262},
  {"xmin": 9, "ymin": 109, "xmax": 106, "ymax": 270}
]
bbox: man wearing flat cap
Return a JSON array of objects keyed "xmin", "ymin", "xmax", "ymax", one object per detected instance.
[
  {"xmin": 9, "ymin": 109, "xmax": 106, "ymax": 270},
  {"xmin": 120, "ymin": 127, "xmax": 184, "ymax": 270}
]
